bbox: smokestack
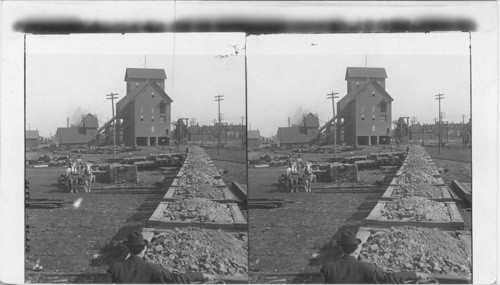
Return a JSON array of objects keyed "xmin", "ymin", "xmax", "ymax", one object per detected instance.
[
  {"xmin": 288, "ymin": 117, "xmax": 290, "ymax": 127},
  {"xmin": 67, "ymin": 117, "xmax": 69, "ymax": 127}
]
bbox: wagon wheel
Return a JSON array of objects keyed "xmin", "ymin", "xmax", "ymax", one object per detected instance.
[
  {"xmin": 286, "ymin": 178, "xmax": 293, "ymax": 192},
  {"xmin": 66, "ymin": 178, "xmax": 73, "ymax": 193}
]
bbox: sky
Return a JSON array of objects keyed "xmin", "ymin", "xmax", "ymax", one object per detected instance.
[
  {"xmin": 26, "ymin": 33, "xmax": 246, "ymax": 137},
  {"xmin": 247, "ymin": 33, "xmax": 471, "ymax": 137}
]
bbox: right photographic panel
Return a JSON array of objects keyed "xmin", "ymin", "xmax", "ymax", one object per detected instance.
[{"xmin": 247, "ymin": 33, "xmax": 473, "ymax": 283}]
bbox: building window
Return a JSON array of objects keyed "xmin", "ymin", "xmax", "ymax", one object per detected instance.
[
  {"xmin": 135, "ymin": 82, "xmax": 139, "ymax": 87},
  {"xmin": 372, "ymin": 115, "xmax": 375, "ymax": 120},
  {"xmin": 372, "ymin": 92, "xmax": 375, "ymax": 97},
  {"xmin": 372, "ymin": 107, "xmax": 375, "ymax": 112},
  {"xmin": 166, "ymin": 129, "xmax": 169, "ymax": 136},
  {"xmin": 361, "ymin": 115, "xmax": 365, "ymax": 120},
  {"xmin": 151, "ymin": 107, "xmax": 155, "ymax": 113},
  {"xmin": 372, "ymin": 126, "xmax": 375, "ymax": 132},
  {"xmin": 151, "ymin": 116, "xmax": 154, "ymax": 122},
  {"xmin": 151, "ymin": 92, "xmax": 155, "ymax": 98},
  {"xmin": 356, "ymin": 82, "xmax": 359, "ymax": 86},
  {"xmin": 387, "ymin": 128, "xmax": 390, "ymax": 134},
  {"xmin": 361, "ymin": 106, "xmax": 365, "ymax": 112},
  {"xmin": 381, "ymin": 115, "xmax": 387, "ymax": 122},
  {"xmin": 140, "ymin": 116, "xmax": 144, "ymax": 122},
  {"xmin": 381, "ymin": 101, "xmax": 387, "ymax": 113},
  {"xmin": 160, "ymin": 102, "xmax": 167, "ymax": 114},
  {"xmin": 160, "ymin": 116, "xmax": 166, "ymax": 123},
  {"xmin": 141, "ymin": 107, "xmax": 144, "ymax": 113},
  {"xmin": 151, "ymin": 126, "xmax": 154, "ymax": 132}
]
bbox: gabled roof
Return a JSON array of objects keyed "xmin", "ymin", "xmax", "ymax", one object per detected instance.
[
  {"xmin": 301, "ymin": 113, "xmax": 320, "ymax": 128},
  {"xmin": 78, "ymin": 114, "xmax": 99, "ymax": 129},
  {"xmin": 26, "ymin": 130, "xmax": 39, "ymax": 139},
  {"xmin": 343, "ymin": 80, "xmax": 393, "ymax": 104},
  {"xmin": 337, "ymin": 81, "xmax": 371, "ymax": 110},
  {"xmin": 129, "ymin": 81, "xmax": 173, "ymax": 103},
  {"xmin": 345, "ymin": 67, "xmax": 387, "ymax": 80},
  {"xmin": 57, "ymin": 127, "xmax": 90, "ymax": 144},
  {"xmin": 247, "ymin": 130, "xmax": 260, "ymax": 139},
  {"xmin": 125, "ymin": 68, "xmax": 166, "ymax": 81},
  {"xmin": 337, "ymin": 80, "xmax": 393, "ymax": 118}
]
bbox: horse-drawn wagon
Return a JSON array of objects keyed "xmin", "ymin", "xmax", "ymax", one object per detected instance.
[
  {"xmin": 58, "ymin": 162, "xmax": 94, "ymax": 193},
  {"xmin": 278, "ymin": 160, "xmax": 315, "ymax": 193}
]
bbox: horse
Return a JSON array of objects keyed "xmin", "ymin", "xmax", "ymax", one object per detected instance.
[
  {"xmin": 81, "ymin": 163, "xmax": 93, "ymax": 193},
  {"xmin": 300, "ymin": 162, "xmax": 314, "ymax": 192},
  {"xmin": 65, "ymin": 162, "xmax": 93, "ymax": 193},
  {"xmin": 286, "ymin": 162, "xmax": 300, "ymax": 193}
]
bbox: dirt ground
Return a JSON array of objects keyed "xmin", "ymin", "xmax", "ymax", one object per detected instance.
[
  {"xmin": 25, "ymin": 144, "xmax": 247, "ymax": 283},
  {"xmin": 248, "ymin": 144, "xmax": 473, "ymax": 283},
  {"xmin": 247, "ymin": 150, "xmax": 388, "ymax": 283},
  {"xmin": 25, "ymin": 146, "xmax": 184, "ymax": 282}
]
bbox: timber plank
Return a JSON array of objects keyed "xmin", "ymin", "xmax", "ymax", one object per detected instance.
[
  {"xmin": 451, "ymin": 180, "xmax": 472, "ymax": 205},
  {"xmin": 230, "ymin": 203, "xmax": 247, "ymax": 224},
  {"xmin": 458, "ymin": 233, "xmax": 472, "ymax": 257},
  {"xmin": 364, "ymin": 201, "xmax": 387, "ymax": 221}
]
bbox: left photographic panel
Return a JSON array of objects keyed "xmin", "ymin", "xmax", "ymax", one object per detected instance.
[{"xmin": 25, "ymin": 33, "xmax": 248, "ymax": 283}]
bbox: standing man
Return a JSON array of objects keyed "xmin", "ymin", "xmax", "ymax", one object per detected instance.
[
  {"xmin": 317, "ymin": 230, "xmax": 429, "ymax": 284},
  {"xmin": 108, "ymin": 231, "xmax": 215, "ymax": 283}
]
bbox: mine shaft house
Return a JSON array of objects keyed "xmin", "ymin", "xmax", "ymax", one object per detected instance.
[
  {"xmin": 56, "ymin": 114, "xmax": 99, "ymax": 148},
  {"xmin": 337, "ymin": 67, "xmax": 393, "ymax": 146},
  {"xmin": 26, "ymin": 130, "xmax": 39, "ymax": 149},
  {"xmin": 115, "ymin": 68, "xmax": 173, "ymax": 146},
  {"xmin": 277, "ymin": 113, "xmax": 320, "ymax": 148},
  {"xmin": 247, "ymin": 130, "xmax": 260, "ymax": 149}
]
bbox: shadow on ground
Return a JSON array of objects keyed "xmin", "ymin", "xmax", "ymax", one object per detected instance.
[
  {"xmin": 307, "ymin": 186, "xmax": 389, "ymax": 267},
  {"xmin": 87, "ymin": 177, "xmax": 175, "ymax": 270}
]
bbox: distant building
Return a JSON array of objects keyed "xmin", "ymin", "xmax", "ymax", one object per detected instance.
[
  {"xmin": 337, "ymin": 67, "xmax": 393, "ymax": 145},
  {"xmin": 188, "ymin": 124, "xmax": 245, "ymax": 146},
  {"xmin": 247, "ymin": 130, "xmax": 260, "ymax": 149},
  {"xmin": 26, "ymin": 130, "xmax": 39, "ymax": 149},
  {"xmin": 56, "ymin": 114, "xmax": 99, "ymax": 147},
  {"xmin": 277, "ymin": 113, "xmax": 319, "ymax": 147},
  {"xmin": 115, "ymin": 68, "xmax": 173, "ymax": 146}
]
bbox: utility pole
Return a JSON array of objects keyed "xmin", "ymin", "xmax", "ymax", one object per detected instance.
[
  {"xmin": 327, "ymin": 92, "xmax": 339, "ymax": 157},
  {"xmin": 241, "ymin": 116, "xmax": 244, "ymax": 126},
  {"xmin": 422, "ymin": 125, "xmax": 425, "ymax": 146},
  {"xmin": 435, "ymin": 93, "xmax": 444, "ymax": 154},
  {"xmin": 469, "ymin": 32, "xmax": 472, "ymax": 127},
  {"xmin": 106, "ymin": 92, "xmax": 119, "ymax": 158},
  {"xmin": 215, "ymin": 95, "xmax": 224, "ymax": 155}
]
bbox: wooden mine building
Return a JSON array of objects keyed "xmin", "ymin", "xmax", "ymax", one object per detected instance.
[
  {"xmin": 115, "ymin": 68, "xmax": 173, "ymax": 146},
  {"xmin": 337, "ymin": 67, "xmax": 393, "ymax": 145}
]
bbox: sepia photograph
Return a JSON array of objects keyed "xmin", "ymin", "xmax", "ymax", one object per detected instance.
[
  {"xmin": 24, "ymin": 33, "xmax": 248, "ymax": 283},
  {"xmin": 246, "ymin": 33, "xmax": 474, "ymax": 283}
]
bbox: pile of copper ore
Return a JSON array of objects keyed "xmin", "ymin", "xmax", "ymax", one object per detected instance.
[
  {"xmin": 161, "ymin": 198, "xmax": 233, "ymax": 223},
  {"xmin": 399, "ymin": 146, "xmax": 438, "ymax": 185},
  {"xmin": 146, "ymin": 227, "xmax": 247, "ymax": 276},
  {"xmin": 360, "ymin": 226, "xmax": 470, "ymax": 276},
  {"xmin": 381, "ymin": 196, "xmax": 451, "ymax": 222},
  {"xmin": 392, "ymin": 181, "xmax": 443, "ymax": 199},
  {"xmin": 173, "ymin": 184, "xmax": 225, "ymax": 200}
]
